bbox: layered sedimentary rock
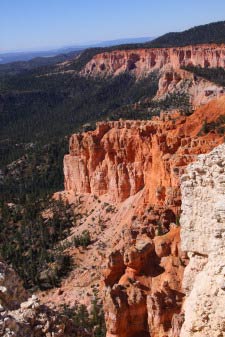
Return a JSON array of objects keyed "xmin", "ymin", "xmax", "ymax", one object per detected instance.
[
  {"xmin": 62, "ymin": 96, "xmax": 225, "ymax": 337},
  {"xmin": 64, "ymin": 97, "xmax": 225, "ymax": 206},
  {"xmin": 81, "ymin": 44, "xmax": 225, "ymax": 78},
  {"xmin": 180, "ymin": 144, "xmax": 225, "ymax": 337},
  {"xmin": 79, "ymin": 44, "xmax": 225, "ymax": 107}
]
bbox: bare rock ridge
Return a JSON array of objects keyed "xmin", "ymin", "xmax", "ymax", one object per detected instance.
[
  {"xmin": 81, "ymin": 44, "xmax": 225, "ymax": 78},
  {"xmin": 180, "ymin": 144, "xmax": 225, "ymax": 337}
]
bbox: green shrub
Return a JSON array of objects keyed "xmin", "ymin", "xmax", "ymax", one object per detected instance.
[
  {"xmin": 60, "ymin": 293, "xmax": 106, "ymax": 337},
  {"xmin": 73, "ymin": 230, "xmax": 91, "ymax": 247},
  {"xmin": 0, "ymin": 199, "xmax": 74, "ymax": 290}
]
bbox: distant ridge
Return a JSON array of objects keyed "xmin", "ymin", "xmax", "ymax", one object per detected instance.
[
  {"xmin": 68, "ymin": 20, "xmax": 225, "ymax": 72},
  {"xmin": 148, "ymin": 20, "xmax": 225, "ymax": 47},
  {"xmin": 0, "ymin": 37, "xmax": 154, "ymax": 64},
  {"xmin": 73, "ymin": 20, "xmax": 225, "ymax": 61},
  {"xmin": 101, "ymin": 21, "xmax": 225, "ymax": 50},
  {"xmin": 2, "ymin": 20, "xmax": 225, "ymax": 74}
]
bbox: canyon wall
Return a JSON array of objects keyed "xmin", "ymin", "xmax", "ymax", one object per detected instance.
[
  {"xmin": 81, "ymin": 44, "xmax": 225, "ymax": 78},
  {"xmin": 78, "ymin": 43, "xmax": 225, "ymax": 109},
  {"xmin": 64, "ymin": 97, "xmax": 225, "ymax": 206},
  {"xmin": 156, "ymin": 68, "xmax": 224, "ymax": 107},
  {"xmin": 103, "ymin": 225, "xmax": 185, "ymax": 337},
  {"xmin": 180, "ymin": 144, "xmax": 225, "ymax": 337},
  {"xmin": 62, "ymin": 97, "xmax": 225, "ymax": 337}
]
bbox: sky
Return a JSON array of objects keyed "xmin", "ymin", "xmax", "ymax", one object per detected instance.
[{"xmin": 1, "ymin": 0, "xmax": 225, "ymax": 53}]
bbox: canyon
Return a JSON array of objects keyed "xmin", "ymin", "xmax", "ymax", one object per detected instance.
[
  {"xmin": 1, "ymin": 40, "xmax": 225, "ymax": 337},
  {"xmin": 39, "ymin": 95, "xmax": 225, "ymax": 337},
  {"xmin": 78, "ymin": 44, "xmax": 225, "ymax": 108},
  {"xmin": 44, "ymin": 41, "xmax": 225, "ymax": 335}
]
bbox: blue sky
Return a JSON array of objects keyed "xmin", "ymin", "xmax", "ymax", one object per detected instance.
[{"xmin": 1, "ymin": 0, "xmax": 225, "ymax": 52}]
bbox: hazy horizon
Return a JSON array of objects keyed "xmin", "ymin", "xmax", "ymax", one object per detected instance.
[
  {"xmin": 0, "ymin": 36, "xmax": 153, "ymax": 54},
  {"xmin": 1, "ymin": 0, "xmax": 225, "ymax": 53}
]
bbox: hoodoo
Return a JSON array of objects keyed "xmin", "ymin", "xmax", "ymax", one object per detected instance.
[{"xmin": 61, "ymin": 97, "xmax": 225, "ymax": 337}]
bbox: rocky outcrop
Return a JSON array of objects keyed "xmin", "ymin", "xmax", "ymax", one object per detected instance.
[
  {"xmin": 81, "ymin": 44, "xmax": 225, "ymax": 78},
  {"xmin": 61, "ymin": 96, "xmax": 225, "ymax": 337},
  {"xmin": 64, "ymin": 97, "xmax": 225, "ymax": 206},
  {"xmin": 0, "ymin": 296, "xmax": 74, "ymax": 337},
  {"xmin": 156, "ymin": 67, "xmax": 224, "ymax": 107},
  {"xmin": 103, "ymin": 225, "xmax": 186, "ymax": 337},
  {"xmin": 0, "ymin": 261, "xmax": 77, "ymax": 337},
  {"xmin": 0, "ymin": 260, "xmax": 28, "ymax": 311},
  {"xmin": 180, "ymin": 144, "xmax": 225, "ymax": 337}
]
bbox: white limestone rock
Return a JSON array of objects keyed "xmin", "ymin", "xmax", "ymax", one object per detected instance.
[{"xmin": 180, "ymin": 144, "xmax": 225, "ymax": 337}]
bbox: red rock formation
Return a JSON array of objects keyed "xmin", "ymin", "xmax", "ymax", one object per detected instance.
[
  {"xmin": 104, "ymin": 226, "xmax": 185, "ymax": 337},
  {"xmin": 156, "ymin": 68, "xmax": 224, "ymax": 107},
  {"xmin": 81, "ymin": 44, "xmax": 225, "ymax": 78},
  {"xmin": 62, "ymin": 96, "xmax": 225, "ymax": 337},
  {"xmin": 64, "ymin": 97, "xmax": 224, "ymax": 207}
]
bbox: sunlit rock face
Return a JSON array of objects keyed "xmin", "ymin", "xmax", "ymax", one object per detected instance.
[
  {"xmin": 62, "ymin": 97, "xmax": 225, "ymax": 337},
  {"xmin": 180, "ymin": 144, "xmax": 225, "ymax": 337},
  {"xmin": 64, "ymin": 97, "xmax": 225, "ymax": 206},
  {"xmin": 81, "ymin": 44, "xmax": 225, "ymax": 78}
]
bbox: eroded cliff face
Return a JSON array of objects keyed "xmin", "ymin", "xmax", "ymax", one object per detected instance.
[
  {"xmin": 81, "ymin": 44, "xmax": 225, "ymax": 78},
  {"xmin": 180, "ymin": 144, "xmax": 225, "ymax": 337},
  {"xmin": 64, "ymin": 118, "xmax": 184, "ymax": 205},
  {"xmin": 103, "ymin": 226, "xmax": 186, "ymax": 337},
  {"xmin": 64, "ymin": 97, "xmax": 225, "ymax": 207},
  {"xmin": 156, "ymin": 67, "xmax": 224, "ymax": 107},
  {"xmin": 79, "ymin": 44, "xmax": 225, "ymax": 108},
  {"xmin": 60, "ymin": 97, "xmax": 225, "ymax": 337}
]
